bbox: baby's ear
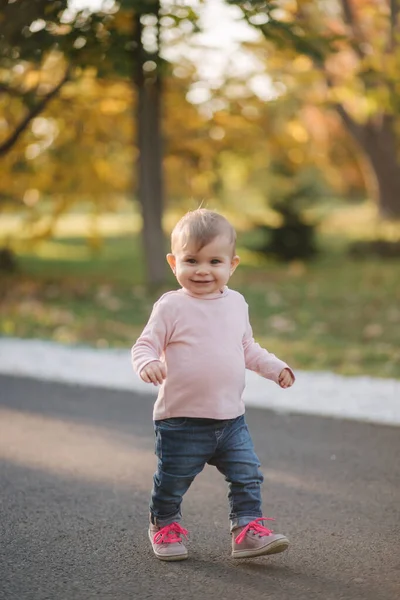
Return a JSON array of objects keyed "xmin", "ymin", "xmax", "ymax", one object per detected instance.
[
  {"xmin": 166, "ymin": 253, "xmax": 176, "ymax": 273},
  {"xmin": 230, "ymin": 255, "xmax": 240, "ymax": 274}
]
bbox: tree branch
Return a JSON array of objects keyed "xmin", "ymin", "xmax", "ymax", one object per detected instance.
[
  {"xmin": 324, "ymin": 73, "xmax": 366, "ymax": 145},
  {"xmin": 0, "ymin": 67, "xmax": 70, "ymax": 158},
  {"xmin": 339, "ymin": 0, "xmax": 365, "ymax": 58},
  {"xmin": 334, "ymin": 101, "xmax": 365, "ymax": 144},
  {"xmin": 390, "ymin": 0, "xmax": 399, "ymax": 49}
]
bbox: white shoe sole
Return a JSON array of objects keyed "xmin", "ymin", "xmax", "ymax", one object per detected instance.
[{"xmin": 232, "ymin": 538, "xmax": 289, "ymax": 559}]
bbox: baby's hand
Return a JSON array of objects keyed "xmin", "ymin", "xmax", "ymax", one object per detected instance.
[
  {"xmin": 140, "ymin": 361, "xmax": 167, "ymax": 386},
  {"xmin": 278, "ymin": 368, "xmax": 294, "ymax": 389}
]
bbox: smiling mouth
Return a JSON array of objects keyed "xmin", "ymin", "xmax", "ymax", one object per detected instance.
[{"xmin": 191, "ymin": 280, "xmax": 213, "ymax": 284}]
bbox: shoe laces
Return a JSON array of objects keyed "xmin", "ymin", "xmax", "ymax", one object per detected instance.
[
  {"xmin": 235, "ymin": 517, "xmax": 275, "ymax": 544},
  {"xmin": 153, "ymin": 522, "xmax": 189, "ymax": 545}
]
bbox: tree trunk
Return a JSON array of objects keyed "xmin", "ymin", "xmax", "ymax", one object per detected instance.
[
  {"xmin": 0, "ymin": 247, "xmax": 17, "ymax": 272},
  {"xmin": 133, "ymin": 5, "xmax": 166, "ymax": 286},
  {"xmin": 337, "ymin": 109, "xmax": 400, "ymax": 219},
  {"xmin": 361, "ymin": 118, "xmax": 400, "ymax": 220}
]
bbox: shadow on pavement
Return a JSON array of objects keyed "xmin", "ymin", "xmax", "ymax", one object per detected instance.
[{"xmin": 1, "ymin": 375, "xmax": 399, "ymax": 600}]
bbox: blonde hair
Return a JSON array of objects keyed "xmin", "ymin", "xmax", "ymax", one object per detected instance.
[{"xmin": 171, "ymin": 209, "xmax": 236, "ymax": 254}]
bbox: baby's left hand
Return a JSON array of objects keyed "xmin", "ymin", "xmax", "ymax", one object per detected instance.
[{"xmin": 278, "ymin": 368, "xmax": 294, "ymax": 389}]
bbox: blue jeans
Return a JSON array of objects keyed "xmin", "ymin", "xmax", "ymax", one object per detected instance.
[{"xmin": 150, "ymin": 414, "xmax": 264, "ymax": 531}]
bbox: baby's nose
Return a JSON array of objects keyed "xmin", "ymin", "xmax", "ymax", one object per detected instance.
[{"xmin": 195, "ymin": 264, "xmax": 210, "ymax": 274}]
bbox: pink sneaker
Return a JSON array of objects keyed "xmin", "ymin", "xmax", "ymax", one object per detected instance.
[
  {"xmin": 148, "ymin": 522, "xmax": 189, "ymax": 561},
  {"xmin": 231, "ymin": 517, "xmax": 289, "ymax": 559}
]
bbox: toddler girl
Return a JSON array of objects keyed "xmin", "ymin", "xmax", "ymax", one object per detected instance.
[{"xmin": 131, "ymin": 209, "xmax": 295, "ymax": 561}]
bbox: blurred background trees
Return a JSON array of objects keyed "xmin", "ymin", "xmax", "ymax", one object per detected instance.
[
  {"xmin": 230, "ymin": 0, "xmax": 400, "ymax": 219},
  {"xmin": 1, "ymin": 0, "xmax": 399, "ymax": 282},
  {"xmin": 1, "ymin": 0, "xmax": 399, "ymax": 378}
]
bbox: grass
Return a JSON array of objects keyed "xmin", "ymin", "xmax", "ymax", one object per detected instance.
[{"xmin": 1, "ymin": 207, "xmax": 400, "ymax": 380}]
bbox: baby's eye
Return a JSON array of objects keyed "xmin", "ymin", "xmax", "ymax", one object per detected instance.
[
  {"xmin": 186, "ymin": 258, "xmax": 196, "ymax": 264},
  {"xmin": 210, "ymin": 259, "xmax": 221, "ymax": 264}
]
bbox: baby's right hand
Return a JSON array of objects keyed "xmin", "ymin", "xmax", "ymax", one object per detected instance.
[{"xmin": 140, "ymin": 361, "xmax": 167, "ymax": 386}]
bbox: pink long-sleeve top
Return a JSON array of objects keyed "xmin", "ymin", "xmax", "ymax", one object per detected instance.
[{"xmin": 131, "ymin": 286, "xmax": 295, "ymax": 420}]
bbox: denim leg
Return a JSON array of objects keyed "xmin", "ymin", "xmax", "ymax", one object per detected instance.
[
  {"xmin": 209, "ymin": 415, "xmax": 264, "ymax": 531},
  {"xmin": 150, "ymin": 418, "xmax": 212, "ymax": 527}
]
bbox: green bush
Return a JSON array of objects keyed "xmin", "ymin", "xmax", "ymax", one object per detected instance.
[{"xmin": 251, "ymin": 184, "xmax": 319, "ymax": 261}]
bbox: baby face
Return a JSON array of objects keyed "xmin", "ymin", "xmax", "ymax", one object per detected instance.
[{"xmin": 167, "ymin": 234, "xmax": 240, "ymax": 297}]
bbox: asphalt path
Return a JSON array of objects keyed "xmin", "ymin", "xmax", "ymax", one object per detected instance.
[{"xmin": 0, "ymin": 375, "xmax": 399, "ymax": 600}]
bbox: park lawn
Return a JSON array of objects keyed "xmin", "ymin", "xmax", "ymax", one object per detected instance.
[{"xmin": 1, "ymin": 231, "xmax": 399, "ymax": 379}]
